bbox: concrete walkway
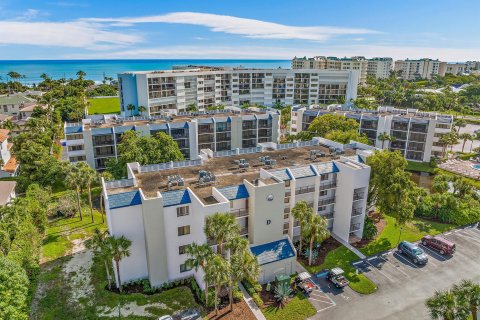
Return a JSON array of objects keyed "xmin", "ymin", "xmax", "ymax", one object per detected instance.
[
  {"xmin": 331, "ymin": 233, "xmax": 366, "ymax": 259},
  {"xmin": 238, "ymin": 282, "xmax": 266, "ymax": 320}
]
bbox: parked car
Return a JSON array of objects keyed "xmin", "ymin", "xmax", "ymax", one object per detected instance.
[
  {"xmin": 421, "ymin": 235, "xmax": 455, "ymax": 255},
  {"xmin": 326, "ymin": 267, "xmax": 349, "ymax": 288},
  {"xmin": 397, "ymin": 241, "xmax": 428, "ymax": 265},
  {"xmin": 179, "ymin": 309, "xmax": 201, "ymax": 320},
  {"xmin": 295, "ymin": 271, "xmax": 315, "ymax": 294},
  {"xmin": 158, "ymin": 316, "xmax": 173, "ymax": 320}
]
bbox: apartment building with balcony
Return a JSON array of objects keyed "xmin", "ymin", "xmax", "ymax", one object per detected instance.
[
  {"xmin": 291, "ymin": 105, "xmax": 453, "ymax": 162},
  {"xmin": 102, "ymin": 137, "xmax": 371, "ymax": 288},
  {"xmin": 439, "ymin": 62, "xmax": 467, "ymax": 76},
  {"xmin": 292, "ymin": 56, "xmax": 393, "ymax": 81},
  {"xmin": 63, "ymin": 109, "xmax": 280, "ymax": 171},
  {"xmin": 117, "ymin": 67, "xmax": 359, "ymax": 116},
  {"xmin": 394, "ymin": 58, "xmax": 443, "ymax": 80}
]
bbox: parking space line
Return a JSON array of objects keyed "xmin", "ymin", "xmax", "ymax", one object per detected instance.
[
  {"xmin": 418, "ymin": 244, "xmax": 446, "ymax": 261},
  {"xmin": 394, "ymin": 252, "xmax": 426, "ymax": 271},
  {"xmin": 463, "ymin": 228, "xmax": 480, "ymax": 239},
  {"xmin": 364, "ymin": 259, "xmax": 397, "ymax": 282},
  {"xmin": 378, "ymin": 255, "xmax": 409, "ymax": 277},
  {"xmin": 457, "ymin": 231, "xmax": 480, "ymax": 244},
  {"xmin": 317, "ymin": 304, "xmax": 336, "ymax": 313}
]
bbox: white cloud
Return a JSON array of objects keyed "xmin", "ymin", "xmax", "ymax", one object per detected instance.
[
  {"xmin": 85, "ymin": 12, "xmax": 379, "ymax": 41},
  {"xmin": 16, "ymin": 9, "xmax": 41, "ymax": 21},
  {"xmin": 0, "ymin": 20, "xmax": 141, "ymax": 49},
  {"xmin": 63, "ymin": 44, "xmax": 480, "ymax": 62}
]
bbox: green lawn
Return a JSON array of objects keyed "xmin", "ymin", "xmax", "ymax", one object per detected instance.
[
  {"xmin": 262, "ymin": 292, "xmax": 316, "ymax": 320},
  {"xmin": 301, "ymin": 216, "xmax": 458, "ymax": 295},
  {"xmin": 406, "ymin": 161, "xmax": 435, "ymax": 173},
  {"xmin": 88, "ymin": 97, "xmax": 120, "ymax": 114},
  {"xmin": 41, "ymin": 210, "xmax": 107, "ymax": 262}
]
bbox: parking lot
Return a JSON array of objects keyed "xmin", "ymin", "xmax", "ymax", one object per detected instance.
[{"xmin": 310, "ymin": 224, "xmax": 480, "ymax": 320}]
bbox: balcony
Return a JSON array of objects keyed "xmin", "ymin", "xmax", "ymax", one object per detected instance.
[
  {"xmin": 318, "ymin": 198, "xmax": 335, "ymax": 206},
  {"xmin": 240, "ymin": 227, "xmax": 248, "ymax": 235},
  {"xmin": 230, "ymin": 208, "xmax": 248, "ymax": 218},
  {"xmin": 320, "ymin": 212, "xmax": 334, "ymax": 220},
  {"xmin": 295, "ymin": 186, "xmax": 315, "ymax": 195},
  {"xmin": 319, "ymin": 181, "xmax": 337, "ymax": 190},
  {"xmin": 285, "ymin": 190, "xmax": 291, "ymax": 197},
  {"xmin": 283, "ymin": 222, "xmax": 289, "ymax": 230},
  {"xmin": 284, "ymin": 207, "xmax": 290, "ymax": 213},
  {"xmin": 350, "ymin": 223, "xmax": 361, "ymax": 233},
  {"xmin": 293, "ymin": 221, "xmax": 300, "ymax": 227},
  {"xmin": 351, "ymin": 208, "xmax": 363, "ymax": 217},
  {"xmin": 353, "ymin": 193, "xmax": 364, "ymax": 201}
]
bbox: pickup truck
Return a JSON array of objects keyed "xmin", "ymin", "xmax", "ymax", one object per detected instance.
[{"xmin": 326, "ymin": 267, "xmax": 349, "ymax": 288}]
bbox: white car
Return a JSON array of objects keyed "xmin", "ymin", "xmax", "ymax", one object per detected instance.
[{"xmin": 158, "ymin": 316, "xmax": 173, "ymax": 320}]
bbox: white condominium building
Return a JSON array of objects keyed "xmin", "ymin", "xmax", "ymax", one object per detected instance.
[
  {"xmin": 291, "ymin": 56, "xmax": 393, "ymax": 81},
  {"xmin": 102, "ymin": 138, "xmax": 371, "ymax": 287},
  {"xmin": 117, "ymin": 67, "xmax": 359, "ymax": 116},
  {"xmin": 291, "ymin": 105, "xmax": 453, "ymax": 162},
  {"xmin": 439, "ymin": 62, "xmax": 467, "ymax": 76},
  {"xmin": 63, "ymin": 109, "xmax": 280, "ymax": 171},
  {"xmin": 394, "ymin": 58, "xmax": 443, "ymax": 80}
]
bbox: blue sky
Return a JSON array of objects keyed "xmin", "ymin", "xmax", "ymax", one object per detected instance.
[{"xmin": 0, "ymin": 0, "xmax": 479, "ymax": 61}]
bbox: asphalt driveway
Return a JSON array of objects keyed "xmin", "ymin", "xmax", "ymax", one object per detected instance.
[{"xmin": 310, "ymin": 224, "xmax": 480, "ymax": 320}]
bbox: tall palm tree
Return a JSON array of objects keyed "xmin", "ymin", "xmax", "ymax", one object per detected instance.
[
  {"xmin": 76, "ymin": 70, "xmax": 86, "ymax": 81},
  {"xmin": 426, "ymin": 290, "xmax": 467, "ymax": 320},
  {"xmin": 453, "ymin": 280, "xmax": 480, "ymax": 320},
  {"xmin": 107, "ymin": 235, "xmax": 132, "ymax": 293},
  {"xmin": 77, "ymin": 162, "xmax": 98, "ymax": 223},
  {"xmin": 185, "ymin": 243, "xmax": 214, "ymax": 306},
  {"xmin": 468, "ymin": 134, "xmax": 476, "ymax": 153},
  {"xmin": 378, "ymin": 132, "xmax": 395, "ymax": 149},
  {"xmin": 230, "ymin": 250, "xmax": 260, "ymax": 311},
  {"xmin": 204, "ymin": 254, "xmax": 230, "ymax": 315},
  {"xmin": 454, "ymin": 118, "xmax": 467, "ymax": 134},
  {"xmin": 126, "ymin": 104, "xmax": 135, "ymax": 117},
  {"xmin": 459, "ymin": 133, "xmax": 473, "ymax": 153},
  {"xmin": 85, "ymin": 228, "xmax": 112, "ymax": 289},
  {"xmin": 204, "ymin": 213, "xmax": 240, "ymax": 255},
  {"xmin": 138, "ymin": 105, "xmax": 147, "ymax": 116},
  {"xmin": 65, "ymin": 164, "xmax": 84, "ymax": 220},
  {"xmin": 302, "ymin": 211, "xmax": 330, "ymax": 265},
  {"xmin": 291, "ymin": 201, "xmax": 310, "ymax": 255}
]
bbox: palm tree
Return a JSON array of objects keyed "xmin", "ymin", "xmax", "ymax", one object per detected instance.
[
  {"xmin": 459, "ymin": 133, "xmax": 473, "ymax": 153},
  {"xmin": 76, "ymin": 70, "xmax": 86, "ymax": 81},
  {"xmin": 126, "ymin": 104, "xmax": 135, "ymax": 117},
  {"xmin": 65, "ymin": 164, "xmax": 84, "ymax": 220},
  {"xmin": 453, "ymin": 280, "xmax": 480, "ymax": 320},
  {"xmin": 85, "ymin": 228, "xmax": 112, "ymax": 289},
  {"xmin": 378, "ymin": 132, "xmax": 394, "ymax": 149},
  {"xmin": 291, "ymin": 201, "xmax": 310, "ymax": 256},
  {"xmin": 185, "ymin": 243, "xmax": 214, "ymax": 306},
  {"xmin": 107, "ymin": 235, "xmax": 132, "ymax": 293},
  {"xmin": 426, "ymin": 290, "xmax": 467, "ymax": 320},
  {"xmin": 138, "ymin": 105, "xmax": 147, "ymax": 116},
  {"xmin": 204, "ymin": 254, "xmax": 230, "ymax": 315},
  {"xmin": 77, "ymin": 162, "xmax": 98, "ymax": 223},
  {"xmin": 204, "ymin": 213, "xmax": 240, "ymax": 255},
  {"xmin": 302, "ymin": 211, "xmax": 330, "ymax": 265},
  {"xmin": 454, "ymin": 118, "xmax": 467, "ymax": 134},
  {"xmin": 469, "ymin": 134, "xmax": 476, "ymax": 153},
  {"xmin": 230, "ymin": 250, "xmax": 260, "ymax": 311}
]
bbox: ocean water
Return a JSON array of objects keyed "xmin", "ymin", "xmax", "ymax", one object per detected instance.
[{"xmin": 0, "ymin": 59, "xmax": 290, "ymax": 84}]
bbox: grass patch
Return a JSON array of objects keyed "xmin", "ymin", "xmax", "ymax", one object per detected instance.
[
  {"xmin": 262, "ymin": 292, "xmax": 316, "ymax": 320},
  {"xmin": 41, "ymin": 210, "xmax": 106, "ymax": 262},
  {"xmin": 88, "ymin": 97, "xmax": 120, "ymax": 114},
  {"xmin": 360, "ymin": 215, "xmax": 458, "ymax": 257},
  {"xmin": 406, "ymin": 161, "xmax": 435, "ymax": 173}
]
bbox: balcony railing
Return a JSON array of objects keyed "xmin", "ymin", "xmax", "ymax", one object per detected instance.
[
  {"xmin": 284, "ymin": 207, "xmax": 290, "ymax": 213},
  {"xmin": 318, "ymin": 198, "xmax": 335, "ymax": 206},
  {"xmin": 353, "ymin": 193, "xmax": 364, "ymax": 201},
  {"xmin": 295, "ymin": 186, "xmax": 315, "ymax": 195},
  {"xmin": 293, "ymin": 221, "xmax": 301, "ymax": 227},
  {"xmin": 240, "ymin": 227, "xmax": 248, "ymax": 235},
  {"xmin": 283, "ymin": 223, "xmax": 289, "ymax": 230},
  {"xmin": 231, "ymin": 209, "xmax": 248, "ymax": 218},
  {"xmin": 351, "ymin": 208, "xmax": 363, "ymax": 217},
  {"xmin": 285, "ymin": 190, "xmax": 291, "ymax": 197},
  {"xmin": 319, "ymin": 181, "xmax": 337, "ymax": 190},
  {"xmin": 350, "ymin": 223, "xmax": 361, "ymax": 233},
  {"xmin": 320, "ymin": 212, "xmax": 334, "ymax": 220}
]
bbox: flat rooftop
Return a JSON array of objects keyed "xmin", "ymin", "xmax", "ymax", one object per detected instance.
[{"xmin": 108, "ymin": 145, "xmax": 356, "ymax": 204}]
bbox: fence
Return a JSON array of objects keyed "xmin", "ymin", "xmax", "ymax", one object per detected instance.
[
  {"xmin": 139, "ymin": 159, "xmax": 202, "ymax": 173},
  {"xmin": 104, "ymin": 178, "xmax": 135, "ymax": 189},
  {"xmin": 212, "ymin": 147, "xmax": 262, "ymax": 158}
]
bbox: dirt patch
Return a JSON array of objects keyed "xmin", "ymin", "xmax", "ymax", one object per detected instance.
[
  {"xmin": 97, "ymin": 301, "xmax": 169, "ymax": 318},
  {"xmin": 63, "ymin": 248, "xmax": 94, "ymax": 304},
  {"xmin": 206, "ymin": 299, "xmax": 256, "ymax": 320},
  {"xmin": 297, "ymin": 236, "xmax": 341, "ymax": 267},
  {"xmin": 353, "ymin": 213, "xmax": 386, "ymax": 249}
]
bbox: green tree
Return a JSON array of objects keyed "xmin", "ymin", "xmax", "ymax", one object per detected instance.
[
  {"xmin": 454, "ymin": 118, "xmax": 467, "ymax": 133},
  {"xmin": 186, "ymin": 103, "xmax": 198, "ymax": 112},
  {"xmin": 426, "ymin": 290, "xmax": 467, "ymax": 320},
  {"xmin": 291, "ymin": 201, "xmax": 310, "ymax": 255},
  {"xmin": 204, "ymin": 254, "xmax": 230, "ymax": 315},
  {"xmin": 439, "ymin": 132, "xmax": 459, "ymax": 155},
  {"xmin": 65, "ymin": 164, "xmax": 84, "ymax": 220},
  {"xmin": 453, "ymin": 280, "xmax": 480, "ymax": 320},
  {"xmin": 362, "ymin": 216, "xmax": 378, "ymax": 240},
  {"xmin": 0, "ymin": 257, "xmax": 29, "ymax": 320},
  {"xmin": 85, "ymin": 228, "xmax": 113, "ymax": 289},
  {"xmin": 302, "ymin": 211, "xmax": 330, "ymax": 265},
  {"xmin": 325, "ymin": 130, "xmax": 370, "ymax": 145},
  {"xmin": 77, "ymin": 162, "xmax": 98, "ymax": 223},
  {"xmin": 107, "ymin": 235, "xmax": 132, "ymax": 293},
  {"xmin": 138, "ymin": 105, "xmax": 147, "ymax": 116},
  {"xmin": 307, "ymin": 114, "xmax": 359, "ymax": 137},
  {"xmin": 204, "ymin": 213, "xmax": 240, "ymax": 255},
  {"xmin": 76, "ymin": 70, "xmax": 86, "ymax": 81},
  {"xmin": 126, "ymin": 103, "xmax": 135, "ymax": 116},
  {"xmin": 459, "ymin": 133, "xmax": 473, "ymax": 153},
  {"xmin": 378, "ymin": 132, "xmax": 395, "ymax": 149},
  {"xmin": 185, "ymin": 243, "xmax": 214, "ymax": 306}
]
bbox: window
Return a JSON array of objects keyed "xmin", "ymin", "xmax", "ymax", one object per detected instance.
[
  {"xmin": 178, "ymin": 245, "xmax": 188, "ymax": 255},
  {"xmin": 230, "ymin": 201, "xmax": 234, "ymax": 208},
  {"xmin": 177, "ymin": 206, "xmax": 189, "ymax": 217},
  {"xmin": 178, "ymin": 225, "xmax": 190, "ymax": 236},
  {"xmin": 180, "ymin": 263, "xmax": 192, "ymax": 273},
  {"xmin": 319, "ymin": 190, "xmax": 328, "ymax": 197},
  {"xmin": 284, "ymin": 197, "xmax": 290, "ymax": 203},
  {"xmin": 285, "ymin": 180, "xmax": 290, "ymax": 187},
  {"xmin": 320, "ymin": 174, "xmax": 329, "ymax": 181}
]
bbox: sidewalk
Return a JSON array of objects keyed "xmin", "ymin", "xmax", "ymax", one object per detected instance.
[
  {"xmin": 331, "ymin": 233, "xmax": 366, "ymax": 259},
  {"xmin": 238, "ymin": 282, "xmax": 266, "ymax": 320}
]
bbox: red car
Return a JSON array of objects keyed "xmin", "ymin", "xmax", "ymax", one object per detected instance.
[{"xmin": 421, "ymin": 235, "xmax": 456, "ymax": 255}]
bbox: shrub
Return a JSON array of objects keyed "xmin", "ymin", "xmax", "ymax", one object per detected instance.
[
  {"xmin": 362, "ymin": 216, "xmax": 378, "ymax": 240},
  {"xmin": 232, "ymin": 284, "xmax": 243, "ymax": 301},
  {"xmin": 274, "ymin": 282, "xmax": 292, "ymax": 307},
  {"xmin": 252, "ymin": 293, "xmax": 263, "ymax": 307}
]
